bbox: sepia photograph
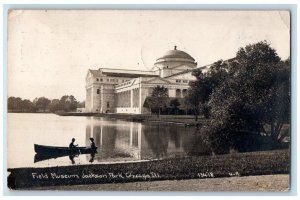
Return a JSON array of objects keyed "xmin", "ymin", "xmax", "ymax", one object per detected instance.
[{"xmin": 6, "ymin": 9, "xmax": 291, "ymax": 192}]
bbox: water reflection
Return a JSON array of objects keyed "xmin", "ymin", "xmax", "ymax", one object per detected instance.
[
  {"xmin": 182, "ymin": 129, "xmax": 213, "ymax": 156},
  {"xmin": 143, "ymin": 124, "xmax": 170, "ymax": 158},
  {"xmin": 9, "ymin": 113, "xmax": 214, "ymax": 168},
  {"xmin": 86, "ymin": 121, "xmax": 142, "ymax": 162},
  {"xmin": 32, "ymin": 118, "xmax": 214, "ymax": 166},
  {"xmin": 85, "ymin": 119, "xmax": 207, "ymax": 162}
]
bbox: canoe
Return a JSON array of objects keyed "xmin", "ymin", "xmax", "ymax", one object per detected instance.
[{"xmin": 34, "ymin": 144, "xmax": 97, "ymax": 155}]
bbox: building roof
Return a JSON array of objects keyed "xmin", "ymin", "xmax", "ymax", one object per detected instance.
[
  {"xmin": 156, "ymin": 46, "xmax": 195, "ymax": 62},
  {"xmin": 164, "ymin": 64, "xmax": 210, "ymax": 78},
  {"xmin": 164, "ymin": 58, "xmax": 236, "ymax": 78},
  {"xmin": 89, "ymin": 68, "xmax": 158, "ymax": 78}
]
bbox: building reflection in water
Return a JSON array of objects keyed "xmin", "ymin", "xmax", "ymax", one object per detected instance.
[
  {"xmin": 85, "ymin": 117, "xmax": 209, "ymax": 163},
  {"xmin": 85, "ymin": 118, "xmax": 142, "ymax": 162}
]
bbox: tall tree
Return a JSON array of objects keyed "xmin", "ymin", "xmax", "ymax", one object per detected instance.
[
  {"xmin": 208, "ymin": 41, "xmax": 290, "ymax": 151},
  {"xmin": 144, "ymin": 86, "xmax": 169, "ymax": 118}
]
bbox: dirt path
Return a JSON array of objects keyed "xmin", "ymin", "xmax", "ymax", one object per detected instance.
[{"xmin": 34, "ymin": 174, "xmax": 289, "ymax": 192}]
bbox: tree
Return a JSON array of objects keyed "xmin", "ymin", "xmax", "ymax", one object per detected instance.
[
  {"xmin": 7, "ymin": 97, "xmax": 37, "ymax": 112},
  {"xmin": 35, "ymin": 97, "xmax": 51, "ymax": 112},
  {"xmin": 185, "ymin": 60, "xmax": 228, "ymax": 120},
  {"xmin": 21, "ymin": 99, "xmax": 36, "ymax": 112},
  {"xmin": 144, "ymin": 86, "xmax": 168, "ymax": 118},
  {"xmin": 59, "ymin": 95, "xmax": 78, "ymax": 112},
  {"xmin": 8, "ymin": 97, "xmax": 23, "ymax": 111},
  {"xmin": 208, "ymin": 41, "xmax": 290, "ymax": 150},
  {"xmin": 48, "ymin": 99, "xmax": 60, "ymax": 112},
  {"xmin": 169, "ymin": 98, "xmax": 180, "ymax": 115},
  {"xmin": 77, "ymin": 101, "xmax": 85, "ymax": 108}
]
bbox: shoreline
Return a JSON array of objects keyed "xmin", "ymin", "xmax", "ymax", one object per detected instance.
[
  {"xmin": 7, "ymin": 149, "xmax": 289, "ymax": 190},
  {"xmin": 57, "ymin": 112, "xmax": 204, "ymax": 126},
  {"xmin": 9, "ymin": 112, "xmax": 202, "ymax": 125}
]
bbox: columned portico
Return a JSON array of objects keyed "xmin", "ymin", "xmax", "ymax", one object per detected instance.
[{"xmin": 115, "ymin": 79, "xmax": 142, "ymax": 114}]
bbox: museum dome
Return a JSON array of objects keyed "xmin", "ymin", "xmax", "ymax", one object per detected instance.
[{"xmin": 155, "ymin": 46, "xmax": 196, "ymax": 64}]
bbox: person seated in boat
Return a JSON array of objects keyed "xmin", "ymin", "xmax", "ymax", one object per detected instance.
[
  {"xmin": 89, "ymin": 138, "xmax": 96, "ymax": 150},
  {"xmin": 69, "ymin": 138, "xmax": 78, "ymax": 150}
]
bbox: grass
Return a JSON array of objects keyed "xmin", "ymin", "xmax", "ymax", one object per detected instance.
[
  {"xmin": 96, "ymin": 113, "xmax": 207, "ymax": 125},
  {"xmin": 7, "ymin": 149, "xmax": 290, "ymax": 189},
  {"xmin": 56, "ymin": 112, "xmax": 204, "ymax": 125}
]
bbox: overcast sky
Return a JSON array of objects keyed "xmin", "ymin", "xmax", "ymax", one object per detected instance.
[{"xmin": 8, "ymin": 10, "xmax": 290, "ymax": 101}]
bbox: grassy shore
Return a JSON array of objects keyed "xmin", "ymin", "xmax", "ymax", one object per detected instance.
[
  {"xmin": 35, "ymin": 174, "xmax": 290, "ymax": 191},
  {"xmin": 57, "ymin": 112, "xmax": 204, "ymax": 126},
  {"xmin": 7, "ymin": 149, "xmax": 289, "ymax": 189}
]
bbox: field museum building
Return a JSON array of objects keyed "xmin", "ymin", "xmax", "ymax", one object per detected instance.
[{"xmin": 85, "ymin": 46, "xmax": 210, "ymax": 114}]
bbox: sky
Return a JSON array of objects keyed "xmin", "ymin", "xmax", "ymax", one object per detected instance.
[{"xmin": 7, "ymin": 10, "xmax": 290, "ymax": 102}]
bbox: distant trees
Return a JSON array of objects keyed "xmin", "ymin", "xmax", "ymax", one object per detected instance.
[
  {"xmin": 8, "ymin": 97, "xmax": 36, "ymax": 112},
  {"xmin": 77, "ymin": 101, "xmax": 85, "ymax": 108},
  {"xmin": 48, "ymin": 99, "xmax": 60, "ymax": 113},
  {"xmin": 59, "ymin": 95, "xmax": 78, "ymax": 112},
  {"xmin": 8, "ymin": 95, "xmax": 80, "ymax": 113},
  {"xmin": 34, "ymin": 97, "xmax": 51, "ymax": 112}
]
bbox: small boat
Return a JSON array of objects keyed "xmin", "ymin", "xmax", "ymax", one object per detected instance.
[{"xmin": 34, "ymin": 144, "xmax": 97, "ymax": 155}]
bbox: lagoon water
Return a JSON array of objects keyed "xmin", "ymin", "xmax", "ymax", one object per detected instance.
[{"xmin": 8, "ymin": 113, "xmax": 208, "ymax": 168}]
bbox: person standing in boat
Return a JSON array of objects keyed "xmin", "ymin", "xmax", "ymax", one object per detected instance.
[
  {"xmin": 89, "ymin": 138, "xmax": 96, "ymax": 150},
  {"xmin": 69, "ymin": 138, "xmax": 78, "ymax": 150}
]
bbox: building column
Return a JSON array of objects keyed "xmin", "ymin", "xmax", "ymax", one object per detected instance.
[
  {"xmin": 138, "ymin": 83, "xmax": 142, "ymax": 114},
  {"xmin": 91, "ymin": 87, "xmax": 94, "ymax": 112},
  {"xmin": 130, "ymin": 89, "xmax": 133, "ymax": 108},
  {"xmin": 100, "ymin": 85, "xmax": 103, "ymax": 113},
  {"xmin": 130, "ymin": 122, "xmax": 133, "ymax": 147},
  {"xmin": 100, "ymin": 125, "xmax": 103, "ymax": 147},
  {"xmin": 137, "ymin": 123, "xmax": 142, "ymax": 159},
  {"xmin": 120, "ymin": 92, "xmax": 123, "ymax": 107}
]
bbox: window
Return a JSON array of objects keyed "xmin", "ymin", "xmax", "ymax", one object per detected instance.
[
  {"xmin": 107, "ymin": 79, "xmax": 109, "ymax": 82},
  {"xmin": 96, "ymin": 78, "xmax": 99, "ymax": 81},
  {"xmin": 176, "ymin": 80, "xmax": 181, "ymax": 83},
  {"xmin": 97, "ymin": 89, "xmax": 100, "ymax": 94},
  {"xmin": 183, "ymin": 80, "xmax": 188, "ymax": 83},
  {"xmin": 100, "ymin": 78, "xmax": 103, "ymax": 82},
  {"xmin": 107, "ymin": 102, "xmax": 110, "ymax": 108}
]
